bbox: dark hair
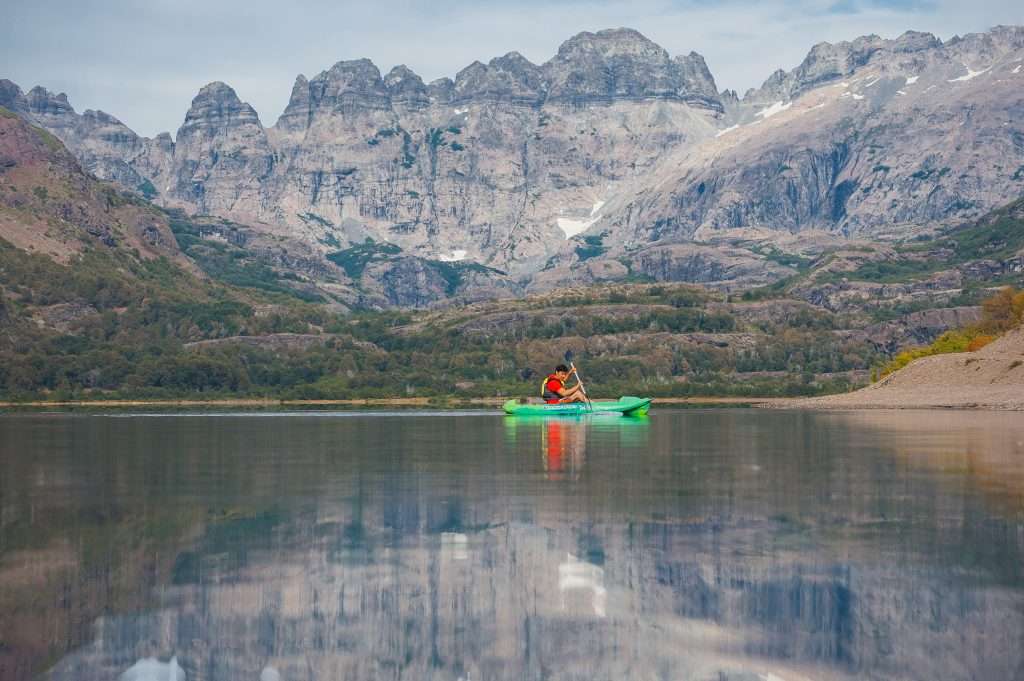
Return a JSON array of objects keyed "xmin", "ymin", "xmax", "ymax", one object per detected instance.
[{"xmin": 555, "ymin": 364, "xmax": 569, "ymax": 373}]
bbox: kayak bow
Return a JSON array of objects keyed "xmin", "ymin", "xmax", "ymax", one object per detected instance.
[{"xmin": 502, "ymin": 396, "xmax": 651, "ymax": 416}]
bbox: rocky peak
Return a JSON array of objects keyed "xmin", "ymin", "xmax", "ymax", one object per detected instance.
[
  {"xmin": 79, "ymin": 110, "xmax": 140, "ymax": 147},
  {"xmin": 179, "ymin": 82, "xmax": 263, "ymax": 137},
  {"xmin": 317, "ymin": 59, "xmax": 390, "ymax": 106},
  {"xmin": 945, "ymin": 25, "xmax": 1024, "ymax": 65},
  {"xmin": 0, "ymin": 79, "xmax": 25, "ymax": 113},
  {"xmin": 744, "ymin": 30, "xmax": 949, "ymax": 105},
  {"xmin": 277, "ymin": 59, "xmax": 391, "ymax": 130},
  {"xmin": 554, "ymin": 28, "xmax": 669, "ymax": 61},
  {"xmin": 384, "ymin": 65, "xmax": 429, "ymax": 109},
  {"xmin": 25, "ymin": 86, "xmax": 76, "ymax": 118},
  {"xmin": 172, "ymin": 82, "xmax": 273, "ymax": 211},
  {"xmin": 792, "ymin": 36, "xmax": 884, "ymax": 91},
  {"xmin": 276, "ymin": 75, "xmax": 312, "ymax": 132},
  {"xmin": 385, "ymin": 67, "xmax": 428, "ymax": 111},
  {"xmin": 673, "ymin": 51, "xmax": 720, "ymax": 105},
  {"xmin": 453, "ymin": 52, "xmax": 544, "ymax": 106},
  {"xmin": 542, "ymin": 27, "xmax": 721, "ymax": 110},
  {"xmin": 890, "ymin": 30, "xmax": 942, "ymax": 52},
  {"xmin": 82, "ymin": 109, "xmax": 127, "ymax": 126},
  {"xmin": 427, "ymin": 77, "xmax": 455, "ymax": 105},
  {"xmin": 152, "ymin": 131, "xmax": 174, "ymax": 151}
]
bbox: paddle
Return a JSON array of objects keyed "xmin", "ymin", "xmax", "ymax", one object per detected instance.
[{"xmin": 564, "ymin": 350, "xmax": 593, "ymax": 411}]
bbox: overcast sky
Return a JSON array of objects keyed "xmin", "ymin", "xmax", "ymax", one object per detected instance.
[{"xmin": 2, "ymin": 0, "xmax": 1021, "ymax": 137}]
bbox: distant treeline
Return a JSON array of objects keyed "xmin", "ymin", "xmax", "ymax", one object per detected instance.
[{"xmin": 0, "ymin": 240, "xmax": 883, "ymax": 401}]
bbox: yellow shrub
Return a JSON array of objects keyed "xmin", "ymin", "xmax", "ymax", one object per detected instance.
[
  {"xmin": 878, "ymin": 330, "xmax": 975, "ymax": 379},
  {"xmin": 966, "ymin": 335, "xmax": 996, "ymax": 352}
]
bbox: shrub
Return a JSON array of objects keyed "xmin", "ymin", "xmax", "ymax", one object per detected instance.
[
  {"xmin": 978, "ymin": 286, "xmax": 1024, "ymax": 333},
  {"xmin": 966, "ymin": 335, "xmax": 996, "ymax": 352}
]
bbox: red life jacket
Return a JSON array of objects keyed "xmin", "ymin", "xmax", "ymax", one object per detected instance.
[{"xmin": 542, "ymin": 374, "xmax": 563, "ymax": 403}]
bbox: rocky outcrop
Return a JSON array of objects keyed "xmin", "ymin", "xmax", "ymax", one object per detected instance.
[{"xmin": 853, "ymin": 306, "xmax": 983, "ymax": 352}]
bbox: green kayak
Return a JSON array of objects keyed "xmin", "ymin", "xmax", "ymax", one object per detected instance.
[{"xmin": 502, "ymin": 396, "xmax": 652, "ymax": 417}]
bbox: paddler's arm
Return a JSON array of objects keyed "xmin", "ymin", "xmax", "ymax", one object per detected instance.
[{"xmin": 560, "ymin": 380, "xmax": 582, "ymax": 397}]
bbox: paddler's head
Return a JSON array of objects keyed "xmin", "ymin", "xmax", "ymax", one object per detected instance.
[{"xmin": 553, "ymin": 364, "xmax": 570, "ymax": 381}]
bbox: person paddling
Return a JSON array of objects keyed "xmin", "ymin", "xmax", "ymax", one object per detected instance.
[{"xmin": 542, "ymin": 364, "xmax": 587, "ymax": 404}]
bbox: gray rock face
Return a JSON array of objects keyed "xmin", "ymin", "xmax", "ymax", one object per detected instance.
[
  {"xmin": 168, "ymin": 81, "xmax": 274, "ymax": 213},
  {"xmin": 544, "ymin": 28, "xmax": 721, "ymax": 110},
  {"xmin": 278, "ymin": 59, "xmax": 392, "ymax": 133},
  {"xmin": 5, "ymin": 25, "xmax": 1024, "ymax": 307},
  {"xmin": 453, "ymin": 53, "xmax": 544, "ymax": 106},
  {"xmin": 741, "ymin": 30, "xmax": 941, "ymax": 106},
  {"xmin": 599, "ymin": 25, "xmax": 1024, "ymax": 252},
  {"xmin": 384, "ymin": 65, "xmax": 430, "ymax": 110}
]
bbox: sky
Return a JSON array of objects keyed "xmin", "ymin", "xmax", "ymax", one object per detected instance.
[{"xmin": 2, "ymin": 0, "xmax": 1021, "ymax": 137}]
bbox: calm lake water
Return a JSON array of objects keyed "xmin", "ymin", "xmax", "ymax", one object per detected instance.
[{"xmin": 1, "ymin": 409, "xmax": 1023, "ymax": 681}]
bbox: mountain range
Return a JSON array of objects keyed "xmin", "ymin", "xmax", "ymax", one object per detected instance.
[{"xmin": 2, "ymin": 25, "xmax": 1024, "ymax": 308}]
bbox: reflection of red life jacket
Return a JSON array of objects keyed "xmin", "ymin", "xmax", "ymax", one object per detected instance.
[
  {"xmin": 546, "ymin": 421, "xmax": 564, "ymax": 477},
  {"xmin": 542, "ymin": 374, "xmax": 563, "ymax": 403}
]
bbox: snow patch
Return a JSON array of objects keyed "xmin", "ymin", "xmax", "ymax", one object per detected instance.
[
  {"xmin": 896, "ymin": 90, "xmax": 907, "ymax": 96},
  {"xmin": 453, "ymin": 108, "xmax": 468, "ymax": 115},
  {"xmin": 442, "ymin": 532, "xmax": 468, "ymax": 560},
  {"xmin": 437, "ymin": 249, "xmax": 467, "ymax": 262},
  {"xmin": 1014, "ymin": 65, "xmax": 1022, "ymax": 75},
  {"xmin": 809, "ymin": 102, "xmax": 827, "ymax": 110},
  {"xmin": 905, "ymin": 75, "xmax": 919, "ymax": 85},
  {"xmin": 852, "ymin": 94, "xmax": 865, "ymax": 100},
  {"xmin": 557, "ymin": 216, "xmax": 600, "ymax": 239},
  {"xmin": 590, "ymin": 200, "xmax": 605, "ymax": 217},
  {"xmin": 949, "ymin": 66, "xmax": 990, "ymax": 82},
  {"xmin": 715, "ymin": 124, "xmax": 740, "ymax": 137},
  {"xmin": 864, "ymin": 78, "xmax": 881, "ymax": 88},
  {"xmin": 120, "ymin": 657, "xmax": 186, "ymax": 681},
  {"xmin": 755, "ymin": 101, "xmax": 792, "ymax": 119}
]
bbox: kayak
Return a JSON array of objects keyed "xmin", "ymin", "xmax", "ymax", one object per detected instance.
[{"xmin": 502, "ymin": 396, "xmax": 652, "ymax": 417}]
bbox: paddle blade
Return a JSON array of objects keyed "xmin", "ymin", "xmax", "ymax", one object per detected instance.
[{"xmin": 564, "ymin": 350, "xmax": 574, "ymax": 363}]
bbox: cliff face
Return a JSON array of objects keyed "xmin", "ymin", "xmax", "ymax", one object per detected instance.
[
  {"xmin": 599, "ymin": 27, "xmax": 1024, "ymax": 244},
  {"xmin": 4, "ymin": 25, "xmax": 1024, "ymax": 306}
]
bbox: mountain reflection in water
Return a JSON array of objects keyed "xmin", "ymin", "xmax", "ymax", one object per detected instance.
[{"xmin": 0, "ymin": 410, "xmax": 1022, "ymax": 681}]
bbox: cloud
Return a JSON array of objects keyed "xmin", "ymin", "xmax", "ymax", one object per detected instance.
[{"xmin": 1, "ymin": 0, "xmax": 1020, "ymax": 136}]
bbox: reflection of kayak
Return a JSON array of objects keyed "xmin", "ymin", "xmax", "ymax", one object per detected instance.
[{"xmin": 502, "ymin": 396, "xmax": 652, "ymax": 416}]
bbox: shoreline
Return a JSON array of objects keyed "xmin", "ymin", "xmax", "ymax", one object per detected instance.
[
  {"xmin": 1, "ymin": 396, "xmax": 1019, "ymax": 411},
  {"xmin": 0, "ymin": 396, "xmax": 792, "ymax": 409}
]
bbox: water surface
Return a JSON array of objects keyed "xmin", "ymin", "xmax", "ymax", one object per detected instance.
[{"xmin": 1, "ymin": 409, "xmax": 1022, "ymax": 680}]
